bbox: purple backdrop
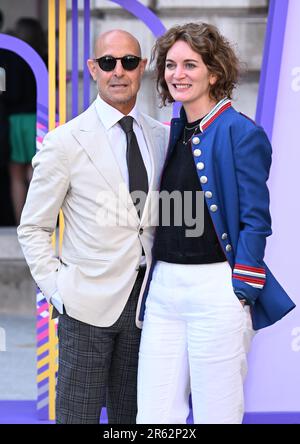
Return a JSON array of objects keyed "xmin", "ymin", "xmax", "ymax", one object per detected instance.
[{"xmin": 245, "ymin": 0, "xmax": 300, "ymax": 412}]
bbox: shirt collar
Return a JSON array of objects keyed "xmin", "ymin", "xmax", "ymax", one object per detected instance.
[{"xmin": 95, "ymin": 95, "xmax": 142, "ymax": 130}]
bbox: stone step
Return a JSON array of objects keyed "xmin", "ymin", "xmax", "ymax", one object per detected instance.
[{"xmin": 0, "ymin": 228, "xmax": 35, "ymax": 315}]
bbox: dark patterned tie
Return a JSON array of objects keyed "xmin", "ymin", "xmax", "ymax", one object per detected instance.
[{"xmin": 119, "ymin": 116, "xmax": 148, "ymax": 218}]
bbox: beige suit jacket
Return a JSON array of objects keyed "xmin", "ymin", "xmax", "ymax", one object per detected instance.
[{"xmin": 18, "ymin": 101, "xmax": 169, "ymax": 327}]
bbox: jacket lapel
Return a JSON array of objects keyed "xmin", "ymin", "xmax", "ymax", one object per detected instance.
[
  {"xmin": 71, "ymin": 103, "xmax": 138, "ymax": 223},
  {"xmin": 165, "ymin": 117, "xmax": 184, "ymax": 165}
]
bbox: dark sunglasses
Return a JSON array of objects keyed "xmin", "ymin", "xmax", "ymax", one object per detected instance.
[{"xmin": 94, "ymin": 55, "xmax": 141, "ymax": 72}]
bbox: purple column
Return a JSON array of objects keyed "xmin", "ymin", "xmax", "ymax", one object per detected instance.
[
  {"xmin": 255, "ymin": 0, "xmax": 289, "ymax": 138},
  {"xmin": 83, "ymin": 0, "xmax": 90, "ymax": 111},
  {"xmin": 72, "ymin": 0, "xmax": 78, "ymax": 117}
]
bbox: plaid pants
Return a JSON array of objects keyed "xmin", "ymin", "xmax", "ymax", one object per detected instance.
[{"xmin": 56, "ymin": 267, "xmax": 145, "ymax": 424}]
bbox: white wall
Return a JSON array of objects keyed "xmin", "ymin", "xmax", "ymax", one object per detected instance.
[{"xmin": 0, "ymin": 0, "xmax": 39, "ymax": 31}]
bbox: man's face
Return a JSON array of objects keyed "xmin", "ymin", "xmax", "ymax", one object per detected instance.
[{"xmin": 87, "ymin": 32, "xmax": 147, "ymax": 114}]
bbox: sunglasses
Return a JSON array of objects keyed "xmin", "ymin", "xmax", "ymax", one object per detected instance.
[{"xmin": 94, "ymin": 55, "xmax": 141, "ymax": 72}]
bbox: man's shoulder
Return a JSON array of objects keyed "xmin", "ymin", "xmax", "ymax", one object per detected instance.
[
  {"xmin": 47, "ymin": 102, "xmax": 97, "ymax": 139},
  {"xmin": 140, "ymin": 112, "xmax": 169, "ymax": 133}
]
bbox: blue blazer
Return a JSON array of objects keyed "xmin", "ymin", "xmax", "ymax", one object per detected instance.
[{"xmin": 139, "ymin": 98, "xmax": 295, "ymax": 330}]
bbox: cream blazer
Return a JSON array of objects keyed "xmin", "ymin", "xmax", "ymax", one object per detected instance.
[{"xmin": 18, "ymin": 101, "xmax": 169, "ymax": 327}]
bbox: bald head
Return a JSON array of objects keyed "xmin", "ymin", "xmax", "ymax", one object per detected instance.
[
  {"xmin": 87, "ymin": 29, "xmax": 147, "ymax": 115},
  {"xmin": 94, "ymin": 30, "xmax": 141, "ymax": 59}
]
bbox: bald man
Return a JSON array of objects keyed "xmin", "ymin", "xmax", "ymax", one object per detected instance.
[{"xmin": 18, "ymin": 30, "xmax": 169, "ymax": 424}]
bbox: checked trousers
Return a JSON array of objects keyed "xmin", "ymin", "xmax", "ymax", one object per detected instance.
[{"xmin": 56, "ymin": 267, "xmax": 145, "ymax": 424}]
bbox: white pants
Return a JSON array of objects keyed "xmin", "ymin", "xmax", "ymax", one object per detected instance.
[{"xmin": 137, "ymin": 261, "xmax": 254, "ymax": 424}]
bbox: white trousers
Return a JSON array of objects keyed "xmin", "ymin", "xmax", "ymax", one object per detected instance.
[{"xmin": 137, "ymin": 261, "xmax": 254, "ymax": 424}]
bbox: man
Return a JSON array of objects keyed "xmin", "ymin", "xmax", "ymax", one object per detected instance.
[{"xmin": 18, "ymin": 30, "xmax": 169, "ymax": 424}]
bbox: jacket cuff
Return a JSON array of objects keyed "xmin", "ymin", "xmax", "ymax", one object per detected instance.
[
  {"xmin": 35, "ymin": 264, "xmax": 61, "ymax": 302},
  {"xmin": 233, "ymin": 264, "xmax": 266, "ymax": 289}
]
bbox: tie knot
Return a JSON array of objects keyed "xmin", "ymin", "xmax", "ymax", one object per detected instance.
[{"xmin": 119, "ymin": 116, "xmax": 134, "ymax": 134}]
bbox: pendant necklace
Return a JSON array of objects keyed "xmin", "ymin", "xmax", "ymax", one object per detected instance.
[{"xmin": 182, "ymin": 122, "xmax": 200, "ymax": 146}]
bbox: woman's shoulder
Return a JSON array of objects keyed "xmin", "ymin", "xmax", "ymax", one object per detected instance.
[
  {"xmin": 226, "ymin": 106, "xmax": 257, "ymax": 128},
  {"xmin": 223, "ymin": 107, "xmax": 272, "ymax": 152},
  {"xmin": 223, "ymin": 106, "xmax": 266, "ymax": 137}
]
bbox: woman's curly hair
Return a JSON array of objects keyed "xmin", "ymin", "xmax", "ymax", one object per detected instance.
[{"xmin": 151, "ymin": 22, "xmax": 241, "ymax": 106}]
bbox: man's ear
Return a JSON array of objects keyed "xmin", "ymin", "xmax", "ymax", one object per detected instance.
[
  {"xmin": 87, "ymin": 59, "xmax": 97, "ymax": 80},
  {"xmin": 139, "ymin": 58, "xmax": 148, "ymax": 76}
]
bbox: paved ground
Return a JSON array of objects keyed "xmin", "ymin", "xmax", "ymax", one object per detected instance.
[
  {"xmin": 0, "ymin": 228, "xmax": 37, "ymax": 401},
  {"xmin": 0, "ymin": 313, "xmax": 36, "ymax": 400}
]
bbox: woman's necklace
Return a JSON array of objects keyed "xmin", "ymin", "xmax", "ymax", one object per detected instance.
[{"xmin": 182, "ymin": 122, "xmax": 201, "ymax": 146}]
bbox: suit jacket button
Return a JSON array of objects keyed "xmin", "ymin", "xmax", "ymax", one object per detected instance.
[
  {"xmin": 196, "ymin": 162, "xmax": 205, "ymax": 170},
  {"xmin": 200, "ymin": 176, "xmax": 208, "ymax": 184},
  {"xmin": 225, "ymin": 244, "xmax": 232, "ymax": 252},
  {"xmin": 205, "ymin": 191, "xmax": 212, "ymax": 198},
  {"xmin": 193, "ymin": 149, "xmax": 201, "ymax": 157},
  {"xmin": 221, "ymin": 233, "xmax": 228, "ymax": 240}
]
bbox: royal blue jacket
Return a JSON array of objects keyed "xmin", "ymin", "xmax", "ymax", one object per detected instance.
[{"xmin": 139, "ymin": 98, "xmax": 295, "ymax": 330}]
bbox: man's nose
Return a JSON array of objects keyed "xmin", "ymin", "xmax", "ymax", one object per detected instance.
[{"xmin": 114, "ymin": 59, "xmax": 125, "ymax": 76}]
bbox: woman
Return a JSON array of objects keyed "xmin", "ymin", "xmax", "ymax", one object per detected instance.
[{"xmin": 137, "ymin": 23, "xmax": 295, "ymax": 424}]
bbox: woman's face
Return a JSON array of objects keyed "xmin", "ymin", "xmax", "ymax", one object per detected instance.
[{"xmin": 164, "ymin": 40, "xmax": 217, "ymax": 107}]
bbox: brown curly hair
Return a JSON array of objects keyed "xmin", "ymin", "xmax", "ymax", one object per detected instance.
[{"xmin": 151, "ymin": 22, "xmax": 241, "ymax": 106}]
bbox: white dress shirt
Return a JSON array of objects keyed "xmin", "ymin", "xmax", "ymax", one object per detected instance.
[
  {"xmin": 51, "ymin": 291, "xmax": 64, "ymax": 314},
  {"xmin": 94, "ymin": 95, "xmax": 152, "ymax": 187}
]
